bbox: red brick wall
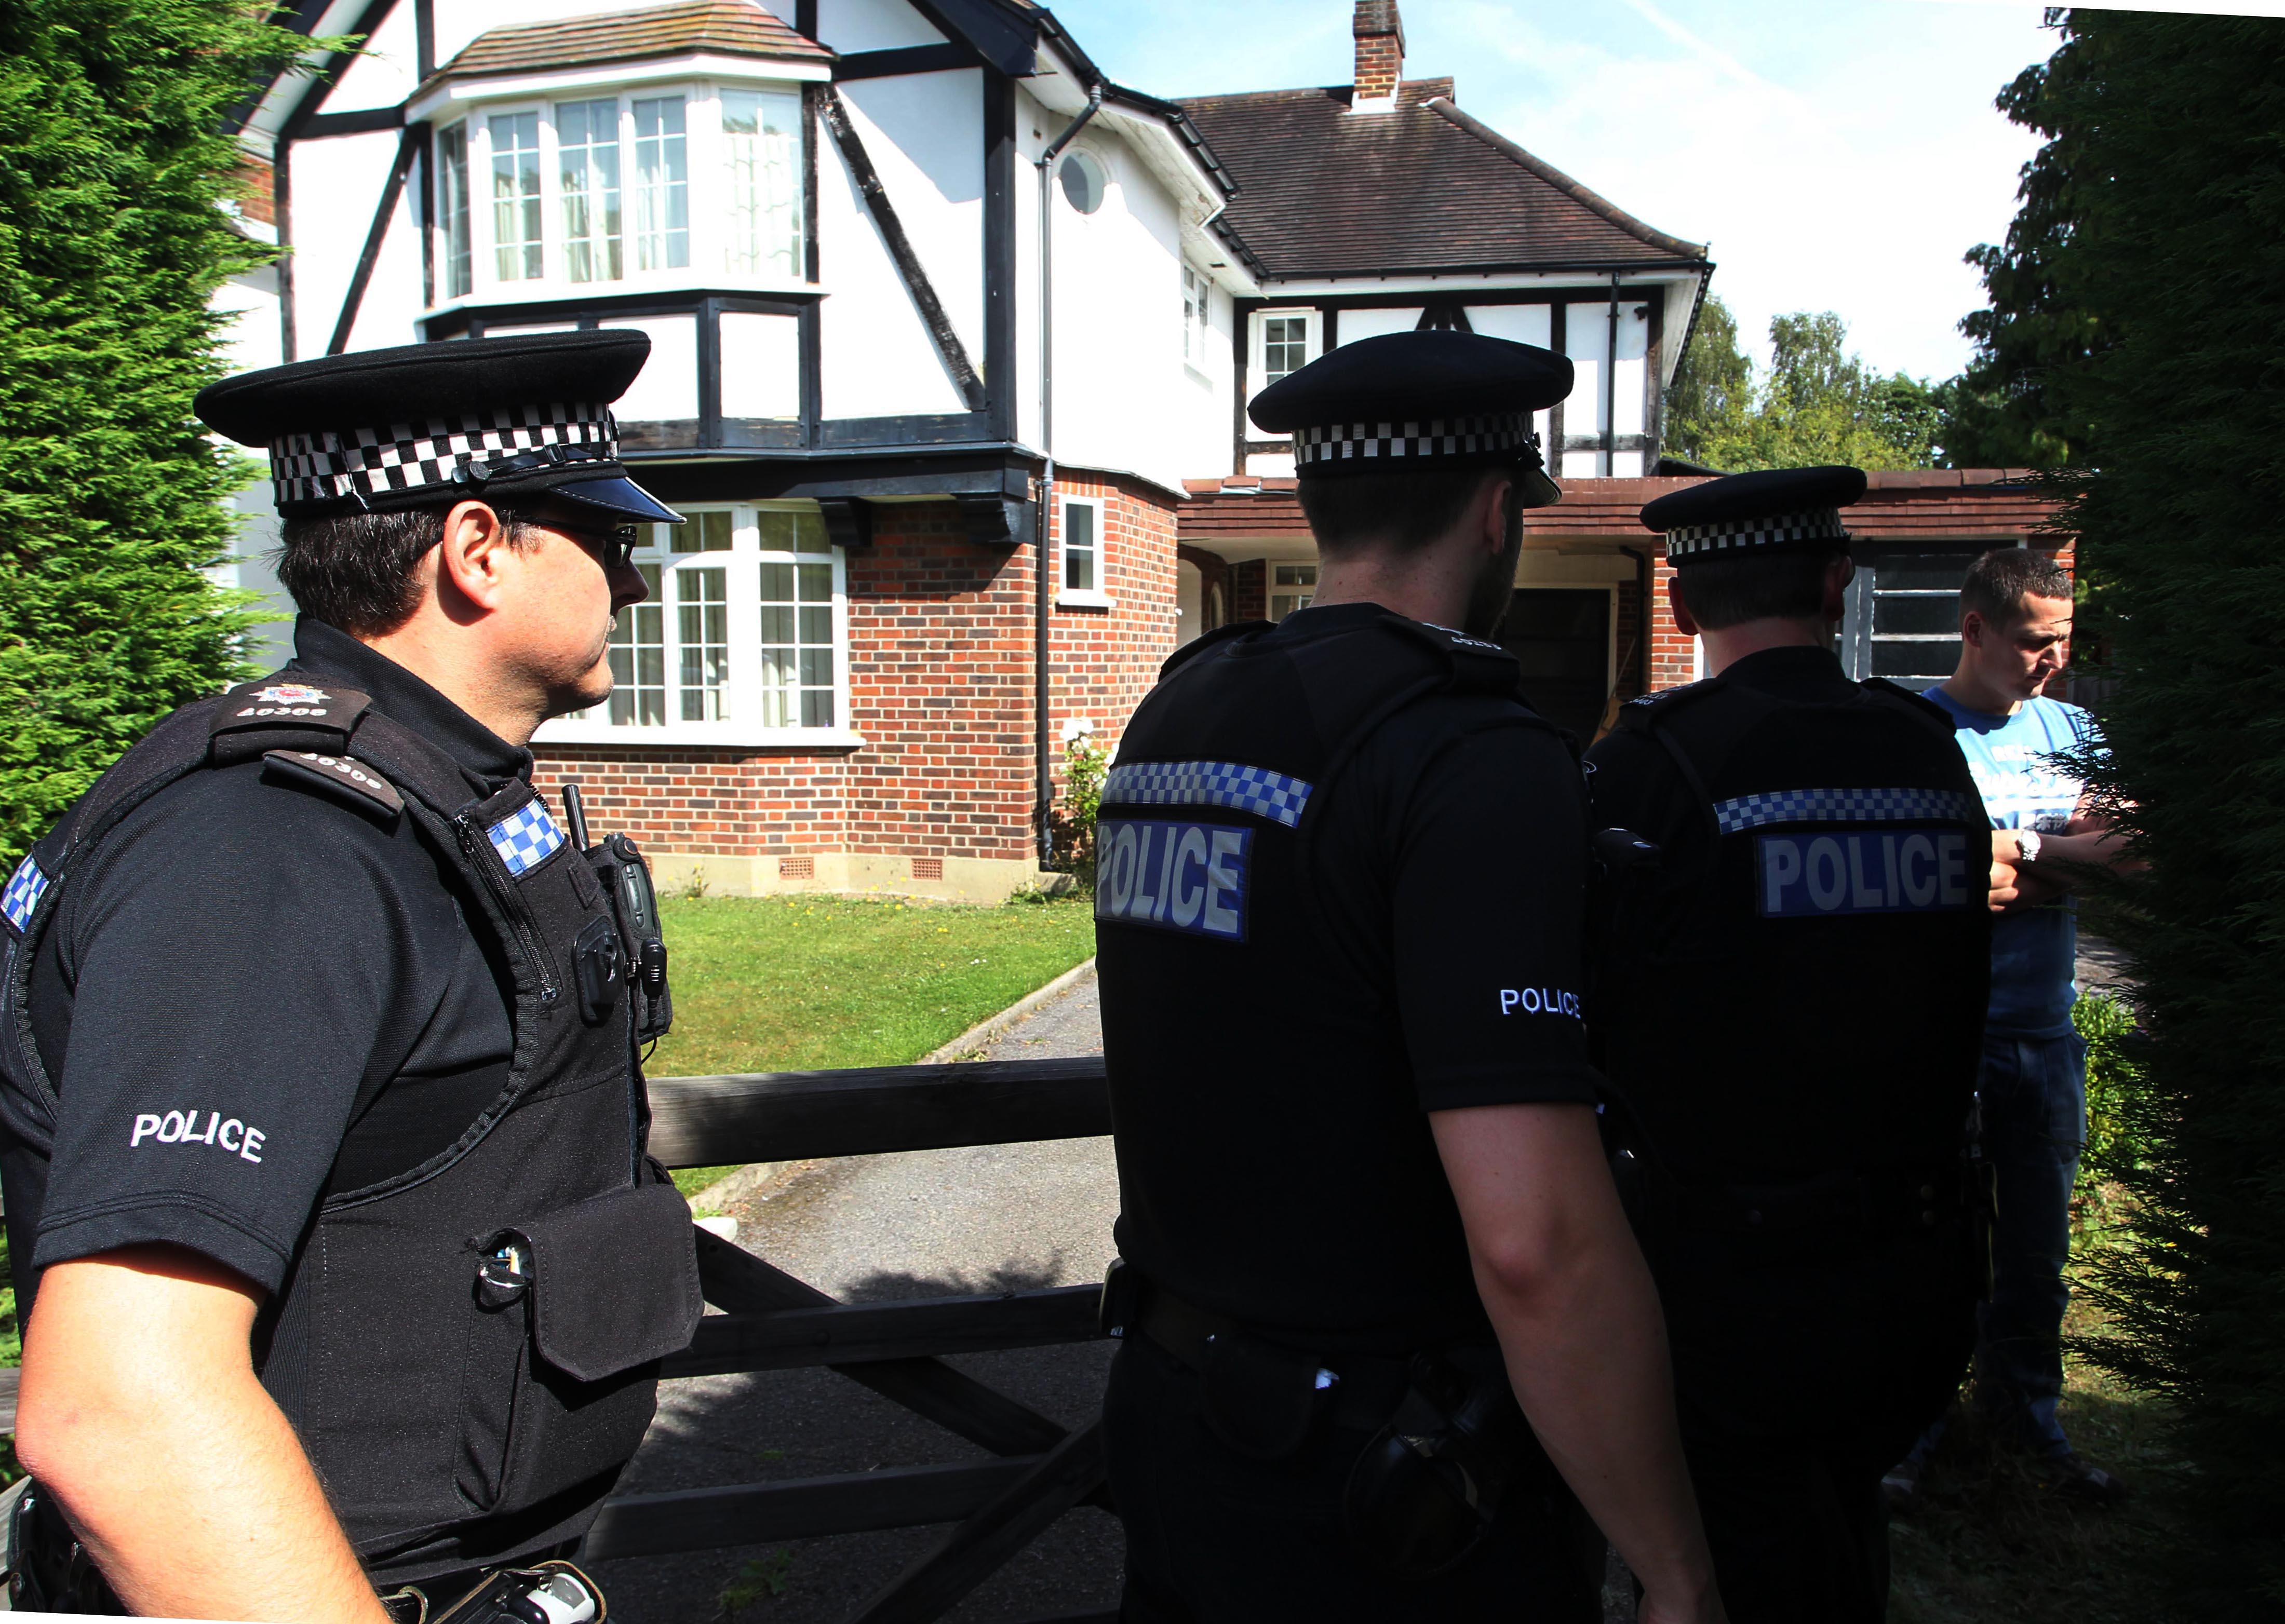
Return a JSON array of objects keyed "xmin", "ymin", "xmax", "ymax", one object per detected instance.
[
  {"xmin": 1233, "ymin": 559, "xmax": 1266, "ymax": 622},
  {"xmin": 533, "ymin": 484, "xmax": 1180, "ymax": 865}
]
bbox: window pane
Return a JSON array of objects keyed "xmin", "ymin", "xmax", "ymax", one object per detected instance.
[
  {"xmin": 1270, "ymin": 592, "xmax": 1313, "ymax": 621},
  {"xmin": 1063, "ymin": 503, "xmax": 1096, "ymax": 592},
  {"xmin": 798, "ymin": 604, "xmax": 831, "ymax": 644},
  {"xmin": 796, "ymin": 563, "xmax": 831, "ymax": 601},
  {"xmin": 607, "ymin": 563, "xmax": 664, "ymax": 725},
  {"xmin": 759, "ymin": 562, "xmax": 794, "ymax": 600},
  {"xmin": 801, "ymin": 687, "xmax": 834, "ymax": 728},
  {"xmin": 1263, "ymin": 315, "xmax": 1309, "ymax": 384},
  {"xmin": 1274, "ymin": 564, "xmax": 1317, "ymax": 587},
  {"xmin": 1870, "ymin": 639, "xmax": 1960, "ymax": 683},
  {"xmin": 760, "ymin": 603, "xmax": 795, "ymax": 643},
  {"xmin": 632, "ymin": 97, "xmax": 690, "ymax": 271},
  {"xmin": 1873, "ymin": 594, "xmax": 1964, "ymax": 636},
  {"xmin": 671, "ymin": 509, "xmax": 731, "ymax": 553},
  {"xmin": 556, "ymin": 99, "xmax": 623, "ymax": 285},
  {"xmin": 799, "ymin": 646, "xmax": 833, "ymax": 686},
  {"xmin": 793, "ymin": 512, "xmax": 829, "ymax": 553},
  {"xmin": 760, "ymin": 542, "xmax": 837, "ymax": 732},
  {"xmin": 723, "ymin": 89, "xmax": 804, "ymax": 278},
  {"xmin": 438, "ymin": 124, "xmax": 472, "ymax": 297},
  {"xmin": 677, "ymin": 567, "xmax": 729, "ymax": 721},
  {"xmin": 490, "ymin": 112, "xmax": 542, "ymax": 282}
]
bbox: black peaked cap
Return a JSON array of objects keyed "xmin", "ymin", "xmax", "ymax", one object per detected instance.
[
  {"xmin": 195, "ymin": 330, "xmax": 677, "ymax": 523},
  {"xmin": 1249, "ymin": 331, "xmax": 1574, "ymax": 508},
  {"xmin": 1642, "ymin": 465, "xmax": 1868, "ymax": 563}
]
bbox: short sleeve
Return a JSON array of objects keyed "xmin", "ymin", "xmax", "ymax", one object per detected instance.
[
  {"xmin": 32, "ymin": 772, "xmax": 441, "ymax": 1292},
  {"xmin": 1392, "ymin": 720, "xmax": 1602, "ymax": 1114}
]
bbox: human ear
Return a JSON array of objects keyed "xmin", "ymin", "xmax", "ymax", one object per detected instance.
[
  {"xmin": 1821, "ymin": 556, "xmax": 1855, "ymax": 622},
  {"xmin": 1666, "ymin": 574, "xmax": 1701, "ymax": 638},
  {"xmin": 1477, "ymin": 473, "xmax": 1516, "ymax": 556},
  {"xmin": 435, "ymin": 500, "xmax": 515, "ymax": 616}
]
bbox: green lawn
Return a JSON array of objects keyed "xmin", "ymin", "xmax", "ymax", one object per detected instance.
[{"xmin": 648, "ymin": 892, "xmax": 1097, "ymax": 1195}]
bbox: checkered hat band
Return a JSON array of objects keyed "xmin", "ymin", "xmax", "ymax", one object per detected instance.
[
  {"xmin": 1714, "ymin": 787, "xmax": 1983, "ymax": 835},
  {"xmin": 271, "ymin": 403, "xmax": 617, "ymax": 508},
  {"xmin": 1103, "ymin": 760, "xmax": 1315, "ymax": 829},
  {"xmin": 1666, "ymin": 509, "xmax": 1848, "ymax": 559},
  {"xmin": 3, "ymin": 852, "xmax": 48, "ymax": 935},
  {"xmin": 488, "ymin": 801, "xmax": 568, "ymax": 877},
  {"xmin": 1294, "ymin": 413, "xmax": 1536, "ymax": 467}
]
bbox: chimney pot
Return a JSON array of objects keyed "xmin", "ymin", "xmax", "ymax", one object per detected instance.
[{"xmin": 1353, "ymin": 0, "xmax": 1405, "ymax": 107}]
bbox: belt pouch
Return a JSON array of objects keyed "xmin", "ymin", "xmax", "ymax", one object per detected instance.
[
  {"xmin": 1342, "ymin": 1349, "xmax": 1527, "ymax": 1580},
  {"xmin": 1197, "ymin": 1330, "xmax": 1338, "ymax": 1462}
]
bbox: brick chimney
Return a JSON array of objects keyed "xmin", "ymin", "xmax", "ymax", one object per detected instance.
[{"xmin": 1353, "ymin": 0, "xmax": 1405, "ymax": 109}]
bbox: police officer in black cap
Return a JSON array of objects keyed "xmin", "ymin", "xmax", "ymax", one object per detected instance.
[
  {"xmin": 1, "ymin": 332, "xmax": 698, "ymax": 1621},
  {"xmin": 1095, "ymin": 332, "xmax": 1726, "ymax": 1624},
  {"xmin": 1585, "ymin": 467, "xmax": 1991, "ymax": 1621}
]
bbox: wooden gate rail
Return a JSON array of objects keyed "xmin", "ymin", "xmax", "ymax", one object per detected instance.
[{"xmin": 601, "ymin": 1058, "xmax": 1117, "ymax": 1624}]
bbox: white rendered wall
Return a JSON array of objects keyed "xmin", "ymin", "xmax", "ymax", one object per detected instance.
[
  {"xmin": 1561, "ymin": 302, "xmax": 1649, "ymax": 479},
  {"xmin": 813, "ymin": 0, "xmax": 946, "ymax": 53},
  {"xmin": 1014, "ymin": 85, "xmax": 1214, "ymax": 493},
  {"xmin": 820, "ymin": 70, "xmax": 980, "ymax": 420},
  {"xmin": 1467, "ymin": 304, "xmax": 1556, "ymax": 464}
]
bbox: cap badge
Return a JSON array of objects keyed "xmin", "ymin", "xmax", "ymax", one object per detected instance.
[{"xmin": 253, "ymin": 684, "xmax": 331, "ymax": 706}]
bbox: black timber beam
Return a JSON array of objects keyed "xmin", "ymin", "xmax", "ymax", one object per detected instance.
[
  {"xmin": 659, "ymin": 1284, "xmax": 1103, "ymax": 1377},
  {"xmin": 818, "ymin": 86, "xmax": 987, "ymax": 412},
  {"xmin": 647, "ymin": 1057, "xmax": 1110, "ymax": 1169},
  {"xmin": 901, "ymin": 0, "xmax": 1039, "ymax": 77},
  {"xmin": 694, "ymin": 1230, "xmax": 1070, "ymax": 1459},
  {"xmin": 582, "ymin": 1457, "xmax": 1039, "ymax": 1561},
  {"xmin": 299, "ymin": 104, "xmax": 404, "ymax": 137},
  {"xmin": 836, "ymin": 44, "xmax": 974, "ymax": 79},
  {"xmin": 327, "ymin": 123, "xmax": 421, "ymax": 355}
]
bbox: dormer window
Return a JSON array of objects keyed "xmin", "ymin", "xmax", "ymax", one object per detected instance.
[{"xmin": 427, "ymin": 80, "xmax": 808, "ymax": 307}]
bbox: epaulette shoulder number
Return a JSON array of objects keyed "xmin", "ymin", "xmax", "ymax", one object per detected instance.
[
  {"xmin": 1160, "ymin": 619, "xmax": 1270, "ymax": 680},
  {"xmin": 261, "ymin": 749, "xmax": 405, "ymax": 821}
]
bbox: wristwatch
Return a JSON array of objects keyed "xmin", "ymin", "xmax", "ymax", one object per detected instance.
[{"xmin": 2014, "ymin": 829, "xmax": 2043, "ymax": 865}]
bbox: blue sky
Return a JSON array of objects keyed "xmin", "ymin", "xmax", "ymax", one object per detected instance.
[{"xmin": 1048, "ymin": 0, "xmax": 2073, "ymax": 383}]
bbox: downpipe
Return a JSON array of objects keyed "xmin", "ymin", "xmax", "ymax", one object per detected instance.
[{"xmin": 1033, "ymin": 83, "xmax": 1103, "ymax": 870}]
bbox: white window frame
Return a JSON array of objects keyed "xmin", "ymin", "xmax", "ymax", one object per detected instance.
[
  {"xmin": 535, "ymin": 502, "xmax": 859, "ymax": 748},
  {"xmin": 430, "ymin": 77, "xmax": 812, "ymax": 315},
  {"xmin": 1182, "ymin": 264, "xmax": 1214, "ymax": 369},
  {"xmin": 1248, "ymin": 307, "xmax": 1322, "ymax": 435},
  {"xmin": 1057, "ymin": 495, "xmax": 1112, "ymax": 610}
]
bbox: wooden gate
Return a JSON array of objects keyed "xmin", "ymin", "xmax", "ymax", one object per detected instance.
[{"xmin": 586, "ymin": 1057, "xmax": 1117, "ymax": 1624}]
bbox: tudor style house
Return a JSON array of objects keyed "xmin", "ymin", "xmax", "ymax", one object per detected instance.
[{"xmin": 216, "ymin": 0, "xmax": 2056, "ymax": 899}]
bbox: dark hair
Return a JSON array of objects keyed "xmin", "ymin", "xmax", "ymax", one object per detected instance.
[
  {"xmin": 1960, "ymin": 547, "xmax": 2071, "ymax": 628},
  {"xmin": 1672, "ymin": 547, "xmax": 1846, "ymax": 631},
  {"xmin": 1295, "ymin": 462, "xmax": 1518, "ymax": 557},
  {"xmin": 277, "ymin": 500, "xmax": 542, "ymax": 636}
]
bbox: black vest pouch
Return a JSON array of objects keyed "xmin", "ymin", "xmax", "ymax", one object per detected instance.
[{"xmin": 468, "ymin": 1181, "xmax": 702, "ymax": 1508}]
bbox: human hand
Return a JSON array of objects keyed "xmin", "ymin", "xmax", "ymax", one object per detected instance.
[{"xmin": 1988, "ymin": 830, "xmax": 2026, "ymax": 913}]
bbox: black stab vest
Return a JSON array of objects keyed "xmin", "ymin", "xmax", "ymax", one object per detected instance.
[
  {"xmin": 0, "ymin": 675, "xmax": 701, "ymax": 1584},
  {"xmin": 1095, "ymin": 612, "xmax": 1559, "ymax": 1345},
  {"xmin": 1591, "ymin": 672, "xmax": 1993, "ymax": 1188}
]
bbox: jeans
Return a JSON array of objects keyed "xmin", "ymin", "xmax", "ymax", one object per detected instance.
[{"xmin": 1974, "ymin": 1027, "xmax": 2089, "ymax": 1455}]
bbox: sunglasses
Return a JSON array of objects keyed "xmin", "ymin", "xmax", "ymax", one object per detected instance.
[{"xmin": 552, "ymin": 521, "xmax": 642, "ymax": 570}]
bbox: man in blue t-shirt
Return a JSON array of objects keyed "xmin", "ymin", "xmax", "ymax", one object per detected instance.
[{"xmin": 1893, "ymin": 548, "xmax": 2133, "ymax": 1505}]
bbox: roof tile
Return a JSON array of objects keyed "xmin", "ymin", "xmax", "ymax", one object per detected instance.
[{"xmin": 436, "ymin": 0, "xmax": 831, "ymax": 81}]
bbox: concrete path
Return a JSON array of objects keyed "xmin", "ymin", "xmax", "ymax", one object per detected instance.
[{"xmin": 595, "ymin": 973, "xmax": 1119, "ymax": 1624}]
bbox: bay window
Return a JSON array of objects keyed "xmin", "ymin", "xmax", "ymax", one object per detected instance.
[
  {"xmin": 431, "ymin": 80, "xmax": 808, "ymax": 304},
  {"xmin": 550, "ymin": 505, "xmax": 850, "ymax": 745}
]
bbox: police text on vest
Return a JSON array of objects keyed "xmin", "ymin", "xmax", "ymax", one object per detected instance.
[
  {"xmin": 1754, "ymin": 829, "xmax": 1973, "ymax": 918},
  {"xmin": 1095, "ymin": 819, "xmax": 1252, "ymax": 942},
  {"xmin": 1498, "ymin": 987, "xmax": 1581, "ymax": 1019},
  {"xmin": 130, "ymin": 1109, "xmax": 265, "ymax": 1161}
]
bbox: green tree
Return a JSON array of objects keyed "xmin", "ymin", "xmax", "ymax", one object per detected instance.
[
  {"xmin": 1971, "ymin": 11, "xmax": 2285, "ymax": 1612},
  {"xmin": 0, "ymin": 0, "xmax": 299, "ymax": 861},
  {"xmin": 1663, "ymin": 297, "xmax": 1944, "ymax": 471}
]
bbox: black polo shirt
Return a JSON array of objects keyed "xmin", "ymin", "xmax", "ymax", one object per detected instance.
[
  {"xmin": 21, "ymin": 619, "xmax": 520, "ymax": 1303},
  {"xmin": 1100, "ymin": 604, "xmax": 1600, "ymax": 1350}
]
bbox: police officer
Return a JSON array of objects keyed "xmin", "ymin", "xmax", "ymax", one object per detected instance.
[
  {"xmin": 1094, "ymin": 331, "xmax": 1725, "ymax": 1624},
  {"xmin": 1, "ymin": 332, "xmax": 698, "ymax": 1621},
  {"xmin": 1584, "ymin": 467, "xmax": 1992, "ymax": 1622}
]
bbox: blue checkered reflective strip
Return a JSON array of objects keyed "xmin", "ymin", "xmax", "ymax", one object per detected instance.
[
  {"xmin": 2, "ymin": 854, "xmax": 46, "ymax": 934},
  {"xmin": 1103, "ymin": 760, "xmax": 1314, "ymax": 829},
  {"xmin": 487, "ymin": 802, "xmax": 566, "ymax": 877},
  {"xmin": 1714, "ymin": 787, "xmax": 1982, "ymax": 835}
]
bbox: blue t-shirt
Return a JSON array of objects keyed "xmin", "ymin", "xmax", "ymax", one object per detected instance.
[{"xmin": 1922, "ymin": 687, "xmax": 2104, "ymax": 1038}]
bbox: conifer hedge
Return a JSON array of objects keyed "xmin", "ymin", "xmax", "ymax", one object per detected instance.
[
  {"xmin": 1979, "ymin": 11, "xmax": 2285, "ymax": 1611},
  {"xmin": 0, "ymin": 0, "xmax": 296, "ymax": 861}
]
